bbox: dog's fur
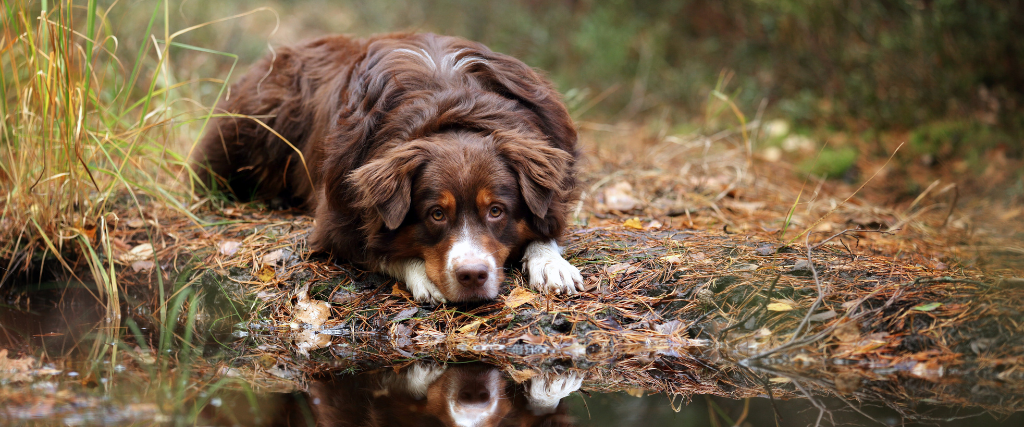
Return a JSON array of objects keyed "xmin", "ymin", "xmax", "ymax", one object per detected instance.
[{"xmin": 193, "ymin": 33, "xmax": 583, "ymax": 303}]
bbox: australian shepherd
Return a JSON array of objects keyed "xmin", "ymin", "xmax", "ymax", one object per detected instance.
[{"xmin": 192, "ymin": 33, "xmax": 583, "ymax": 303}]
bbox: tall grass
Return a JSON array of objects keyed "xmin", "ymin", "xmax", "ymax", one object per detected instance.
[{"xmin": 0, "ymin": 0, "xmax": 232, "ymax": 320}]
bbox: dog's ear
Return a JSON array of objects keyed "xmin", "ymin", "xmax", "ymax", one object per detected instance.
[
  {"xmin": 464, "ymin": 48, "xmax": 578, "ymax": 154},
  {"xmin": 348, "ymin": 143, "xmax": 429, "ymax": 230},
  {"xmin": 497, "ymin": 136, "xmax": 573, "ymax": 219}
]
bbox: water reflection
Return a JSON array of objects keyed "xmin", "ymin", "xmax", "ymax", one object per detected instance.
[{"xmin": 307, "ymin": 363, "xmax": 579, "ymax": 426}]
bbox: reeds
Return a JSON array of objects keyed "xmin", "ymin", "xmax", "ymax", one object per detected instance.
[{"xmin": 0, "ymin": 1, "xmax": 237, "ymax": 320}]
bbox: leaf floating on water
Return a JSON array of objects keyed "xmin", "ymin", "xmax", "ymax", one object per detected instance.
[
  {"xmin": 256, "ymin": 265, "xmax": 276, "ymax": 283},
  {"xmin": 766, "ymin": 302, "xmax": 794, "ymax": 311},
  {"xmin": 504, "ymin": 287, "xmax": 536, "ymax": 309},
  {"xmin": 458, "ymin": 319, "xmax": 484, "ymax": 335},
  {"xmin": 911, "ymin": 302, "xmax": 943, "ymax": 312},
  {"xmin": 622, "ymin": 217, "xmax": 644, "ymax": 230},
  {"xmin": 293, "ymin": 283, "xmax": 331, "ymax": 328}
]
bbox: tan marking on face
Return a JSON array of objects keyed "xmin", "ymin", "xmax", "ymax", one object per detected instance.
[
  {"xmin": 476, "ymin": 188, "xmax": 495, "ymax": 214},
  {"xmin": 438, "ymin": 190, "xmax": 456, "ymax": 214}
]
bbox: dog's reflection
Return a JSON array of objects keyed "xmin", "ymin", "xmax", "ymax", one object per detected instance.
[{"xmin": 308, "ymin": 363, "xmax": 581, "ymax": 426}]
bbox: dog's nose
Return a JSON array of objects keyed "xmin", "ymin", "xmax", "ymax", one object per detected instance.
[{"xmin": 456, "ymin": 264, "xmax": 489, "ymax": 288}]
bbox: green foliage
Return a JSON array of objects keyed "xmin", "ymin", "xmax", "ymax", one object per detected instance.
[
  {"xmin": 910, "ymin": 120, "xmax": 1017, "ymax": 164},
  {"xmin": 798, "ymin": 146, "xmax": 858, "ymax": 179}
]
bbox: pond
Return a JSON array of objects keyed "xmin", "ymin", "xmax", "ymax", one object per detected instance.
[{"xmin": 1, "ymin": 280, "xmax": 1022, "ymax": 427}]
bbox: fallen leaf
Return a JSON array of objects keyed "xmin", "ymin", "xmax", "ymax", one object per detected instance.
[
  {"xmin": 605, "ymin": 262, "xmax": 632, "ymax": 276},
  {"xmin": 515, "ymin": 332, "xmax": 546, "ymax": 344},
  {"xmin": 766, "ymin": 302, "xmax": 794, "ymax": 311},
  {"xmin": 261, "ymin": 249, "xmax": 290, "ymax": 265},
  {"xmin": 130, "ymin": 260, "xmax": 154, "ymax": 273},
  {"xmin": 119, "ymin": 243, "xmax": 154, "ymax": 263},
  {"xmin": 256, "ymin": 265, "xmax": 276, "ymax": 283},
  {"xmin": 807, "ymin": 310, "xmax": 837, "ymax": 322},
  {"xmin": 392, "ymin": 307, "xmax": 419, "ymax": 322},
  {"xmin": 911, "ymin": 302, "xmax": 943, "ymax": 312},
  {"xmin": 506, "ymin": 368, "xmax": 538, "ymax": 383},
  {"xmin": 392, "ymin": 283, "xmax": 412, "ymax": 298},
  {"xmin": 833, "ymin": 322, "xmax": 861, "ymax": 342},
  {"xmin": 731, "ymin": 263, "xmax": 758, "ymax": 272},
  {"xmin": 622, "ymin": 217, "xmax": 644, "ymax": 230},
  {"xmin": 293, "ymin": 288, "xmax": 331, "ymax": 328},
  {"xmin": 655, "ymin": 320, "xmax": 684, "ymax": 335},
  {"xmin": 458, "ymin": 319, "xmax": 484, "ymax": 335},
  {"xmin": 660, "ymin": 254, "xmax": 684, "ymax": 264},
  {"xmin": 126, "ymin": 218, "xmax": 146, "ymax": 228},
  {"xmin": 218, "ymin": 241, "xmax": 241, "ymax": 256},
  {"xmin": 646, "ymin": 220, "xmax": 663, "ymax": 229},
  {"xmin": 769, "ymin": 377, "xmax": 792, "ymax": 383},
  {"xmin": 504, "ymin": 287, "xmax": 536, "ymax": 309},
  {"xmin": 604, "ymin": 181, "xmax": 638, "ymax": 212}
]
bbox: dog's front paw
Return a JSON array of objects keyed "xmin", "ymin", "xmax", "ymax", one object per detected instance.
[
  {"xmin": 523, "ymin": 240, "xmax": 584, "ymax": 295},
  {"xmin": 528, "ymin": 372, "xmax": 583, "ymax": 414},
  {"xmin": 383, "ymin": 259, "xmax": 448, "ymax": 304},
  {"xmin": 406, "ymin": 273, "xmax": 448, "ymax": 304}
]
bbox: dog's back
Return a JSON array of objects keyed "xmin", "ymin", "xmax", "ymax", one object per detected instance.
[{"xmin": 191, "ymin": 34, "xmax": 375, "ymax": 205}]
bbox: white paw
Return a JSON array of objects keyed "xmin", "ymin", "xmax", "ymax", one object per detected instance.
[
  {"xmin": 528, "ymin": 372, "xmax": 583, "ymax": 414},
  {"xmin": 406, "ymin": 273, "xmax": 448, "ymax": 304},
  {"xmin": 523, "ymin": 240, "xmax": 584, "ymax": 295},
  {"xmin": 382, "ymin": 259, "xmax": 448, "ymax": 304}
]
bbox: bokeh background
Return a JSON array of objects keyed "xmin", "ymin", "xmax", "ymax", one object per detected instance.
[{"xmin": 104, "ymin": 0, "xmax": 1023, "ymax": 201}]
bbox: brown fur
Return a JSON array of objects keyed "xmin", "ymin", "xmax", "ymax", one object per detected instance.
[{"xmin": 192, "ymin": 33, "xmax": 578, "ymax": 294}]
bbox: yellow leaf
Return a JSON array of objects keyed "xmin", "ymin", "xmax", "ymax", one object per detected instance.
[
  {"xmin": 622, "ymin": 217, "xmax": 644, "ymax": 230},
  {"xmin": 256, "ymin": 265, "xmax": 276, "ymax": 282},
  {"xmin": 505, "ymin": 287, "xmax": 536, "ymax": 309},
  {"xmin": 626, "ymin": 387, "xmax": 645, "ymax": 397},
  {"xmin": 660, "ymin": 254, "xmax": 683, "ymax": 264},
  {"xmin": 506, "ymin": 368, "xmax": 538, "ymax": 383},
  {"xmin": 766, "ymin": 302, "xmax": 794, "ymax": 311},
  {"xmin": 391, "ymin": 283, "xmax": 412, "ymax": 298},
  {"xmin": 458, "ymin": 319, "xmax": 484, "ymax": 335}
]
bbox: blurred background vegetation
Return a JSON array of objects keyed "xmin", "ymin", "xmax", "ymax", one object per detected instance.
[
  {"xmin": 163, "ymin": 0, "xmax": 1024, "ymax": 134},
  {"xmin": 166, "ymin": 0, "xmax": 1023, "ymax": 198}
]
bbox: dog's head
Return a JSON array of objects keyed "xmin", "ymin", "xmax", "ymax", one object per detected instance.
[{"xmin": 349, "ymin": 131, "xmax": 573, "ymax": 301}]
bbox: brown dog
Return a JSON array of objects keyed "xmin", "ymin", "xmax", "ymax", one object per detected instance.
[{"xmin": 193, "ymin": 33, "xmax": 583, "ymax": 303}]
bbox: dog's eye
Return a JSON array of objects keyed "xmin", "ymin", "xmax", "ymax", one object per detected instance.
[
  {"xmin": 488, "ymin": 206, "xmax": 503, "ymax": 218},
  {"xmin": 430, "ymin": 208, "xmax": 445, "ymax": 221}
]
